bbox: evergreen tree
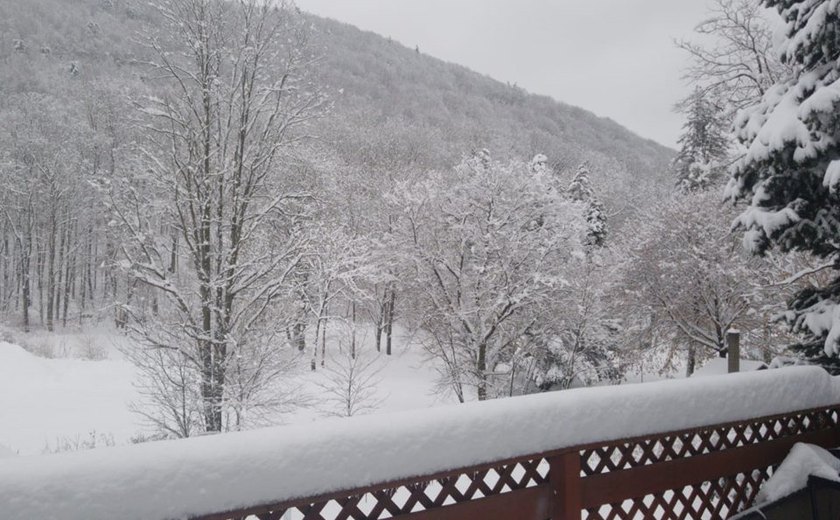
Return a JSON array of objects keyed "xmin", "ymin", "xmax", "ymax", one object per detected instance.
[
  {"xmin": 728, "ymin": 0, "xmax": 840, "ymax": 372},
  {"xmin": 568, "ymin": 163, "xmax": 607, "ymax": 247},
  {"xmin": 673, "ymin": 88, "xmax": 729, "ymax": 192}
]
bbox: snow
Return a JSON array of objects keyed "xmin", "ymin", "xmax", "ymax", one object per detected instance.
[
  {"xmin": 0, "ymin": 342, "xmax": 141, "ymax": 455},
  {"xmin": 734, "ymin": 67, "xmax": 839, "ymax": 170},
  {"xmin": 796, "ymin": 299, "xmax": 840, "ymax": 356},
  {"xmin": 734, "ymin": 82, "xmax": 799, "ymax": 166},
  {"xmin": 0, "ymin": 325, "xmax": 441, "ymax": 455},
  {"xmin": 691, "ymin": 357, "xmax": 767, "ymax": 377},
  {"xmin": 768, "ymin": 355, "xmax": 806, "ymax": 369},
  {"xmin": 824, "ymin": 159, "xmax": 840, "ymax": 193},
  {"xmin": 0, "ymin": 366, "xmax": 837, "ymax": 520},
  {"xmin": 756, "ymin": 443, "xmax": 840, "ymax": 504},
  {"xmin": 779, "ymin": 0, "xmax": 840, "ymax": 66},
  {"xmin": 733, "ymin": 185, "xmax": 800, "ymax": 253},
  {"xmin": 0, "ymin": 443, "xmax": 16, "ymax": 459},
  {"xmin": 801, "ymin": 74, "xmax": 840, "ymax": 118},
  {"xmin": 288, "ymin": 325, "xmax": 443, "ymax": 420}
]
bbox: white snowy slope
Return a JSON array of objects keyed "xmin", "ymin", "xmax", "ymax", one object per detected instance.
[
  {"xmin": 0, "ymin": 443, "xmax": 15, "ymax": 458},
  {"xmin": 0, "ymin": 366, "xmax": 838, "ymax": 520},
  {"xmin": 287, "ymin": 325, "xmax": 444, "ymax": 420},
  {"xmin": 0, "ymin": 342, "xmax": 140, "ymax": 455},
  {"xmin": 0, "ymin": 327, "xmax": 440, "ymax": 456}
]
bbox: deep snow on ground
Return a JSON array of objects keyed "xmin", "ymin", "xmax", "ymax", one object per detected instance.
[
  {"xmin": 691, "ymin": 357, "xmax": 768, "ymax": 377},
  {"xmin": 0, "ymin": 323, "xmax": 443, "ymax": 455},
  {"xmin": 0, "ymin": 341, "xmax": 139, "ymax": 455},
  {"xmin": 0, "ymin": 320, "xmax": 738, "ymax": 456}
]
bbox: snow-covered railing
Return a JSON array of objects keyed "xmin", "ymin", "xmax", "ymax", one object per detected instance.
[{"xmin": 2, "ymin": 367, "xmax": 840, "ymax": 520}]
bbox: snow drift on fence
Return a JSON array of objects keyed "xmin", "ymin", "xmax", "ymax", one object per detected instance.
[
  {"xmin": 1, "ymin": 366, "xmax": 838, "ymax": 520},
  {"xmin": 756, "ymin": 442, "xmax": 840, "ymax": 504}
]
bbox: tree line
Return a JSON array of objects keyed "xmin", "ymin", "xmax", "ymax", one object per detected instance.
[{"xmin": 2, "ymin": 0, "xmax": 837, "ymax": 438}]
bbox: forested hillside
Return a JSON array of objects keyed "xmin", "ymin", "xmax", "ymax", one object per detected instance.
[
  {"xmin": 0, "ymin": 0, "xmax": 692, "ymax": 437},
  {"xmin": 0, "ymin": 0, "xmax": 674, "ymax": 213},
  {"xmin": 308, "ymin": 15, "xmax": 673, "ymax": 178},
  {"xmin": 305, "ymin": 15, "xmax": 675, "ymax": 229},
  {"xmin": 0, "ymin": 0, "xmax": 674, "ymax": 328}
]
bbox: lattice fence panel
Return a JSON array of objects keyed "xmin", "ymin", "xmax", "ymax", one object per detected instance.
[
  {"xmin": 581, "ymin": 408, "xmax": 840, "ymax": 476},
  {"xmin": 200, "ymin": 457, "xmax": 549, "ymax": 520},
  {"xmin": 579, "ymin": 407, "xmax": 840, "ymax": 519},
  {"xmin": 583, "ymin": 468, "xmax": 771, "ymax": 520}
]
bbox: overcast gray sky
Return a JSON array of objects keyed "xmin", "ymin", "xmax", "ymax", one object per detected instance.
[{"xmin": 295, "ymin": 0, "xmax": 714, "ymax": 149}]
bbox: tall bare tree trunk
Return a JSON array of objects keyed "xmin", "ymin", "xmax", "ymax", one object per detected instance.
[
  {"xmin": 385, "ymin": 283, "xmax": 395, "ymax": 356},
  {"xmin": 350, "ymin": 300, "xmax": 357, "ymax": 359},
  {"xmin": 54, "ymin": 219, "xmax": 67, "ymax": 329},
  {"xmin": 321, "ymin": 309, "xmax": 327, "ymax": 368},
  {"xmin": 373, "ymin": 283, "xmax": 385, "ymax": 352},
  {"xmin": 20, "ymin": 243, "xmax": 31, "ymax": 333},
  {"xmin": 1, "ymin": 227, "xmax": 8, "ymax": 313},
  {"xmin": 477, "ymin": 342, "xmax": 487, "ymax": 401},
  {"xmin": 36, "ymin": 238, "xmax": 44, "ymax": 327},
  {"xmin": 46, "ymin": 208, "xmax": 57, "ymax": 332}
]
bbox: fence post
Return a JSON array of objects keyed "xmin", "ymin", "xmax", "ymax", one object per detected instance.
[
  {"xmin": 726, "ymin": 330, "xmax": 740, "ymax": 373},
  {"xmin": 549, "ymin": 450, "xmax": 582, "ymax": 519}
]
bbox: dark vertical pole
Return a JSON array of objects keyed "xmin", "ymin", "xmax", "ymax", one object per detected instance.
[{"xmin": 727, "ymin": 330, "xmax": 740, "ymax": 373}]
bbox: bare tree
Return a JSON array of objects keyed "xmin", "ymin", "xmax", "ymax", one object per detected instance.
[
  {"xmin": 621, "ymin": 191, "xmax": 783, "ymax": 375},
  {"xmin": 525, "ymin": 255, "xmax": 622, "ymax": 391},
  {"xmin": 677, "ymin": 0, "xmax": 791, "ymax": 116},
  {"xmin": 301, "ymin": 226, "xmax": 373, "ymax": 369},
  {"xmin": 395, "ymin": 153, "xmax": 587, "ymax": 401},
  {"xmin": 128, "ymin": 345, "xmax": 201, "ymax": 439},
  {"xmin": 316, "ymin": 347, "xmax": 385, "ymax": 417},
  {"xmin": 224, "ymin": 328, "xmax": 305, "ymax": 430},
  {"xmin": 118, "ymin": 0, "xmax": 324, "ymax": 433}
]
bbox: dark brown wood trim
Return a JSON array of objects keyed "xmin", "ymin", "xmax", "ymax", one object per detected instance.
[
  {"xmin": 579, "ymin": 425, "xmax": 840, "ymax": 509},
  {"xmin": 396, "ymin": 485, "xmax": 552, "ymax": 520}
]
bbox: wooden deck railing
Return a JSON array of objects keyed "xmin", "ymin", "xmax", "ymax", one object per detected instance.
[{"xmin": 194, "ymin": 405, "xmax": 840, "ymax": 520}]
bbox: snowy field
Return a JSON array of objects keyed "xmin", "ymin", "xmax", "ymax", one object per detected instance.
[
  {"xmin": 0, "ymin": 329, "xmax": 139, "ymax": 456},
  {"xmin": 0, "ymin": 324, "xmax": 445, "ymax": 456}
]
